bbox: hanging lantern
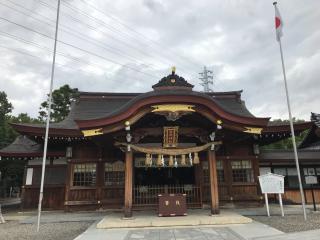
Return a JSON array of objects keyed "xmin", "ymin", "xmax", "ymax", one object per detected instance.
[
  {"xmin": 157, "ymin": 154, "xmax": 162, "ymax": 166},
  {"xmin": 181, "ymin": 154, "xmax": 186, "ymax": 166},
  {"xmin": 169, "ymin": 155, "xmax": 174, "ymax": 167},
  {"xmin": 194, "ymin": 152, "xmax": 200, "ymax": 164},
  {"xmin": 174, "ymin": 156, "xmax": 178, "ymax": 168}
]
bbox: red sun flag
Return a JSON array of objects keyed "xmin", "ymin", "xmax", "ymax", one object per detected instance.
[{"xmin": 274, "ymin": 3, "xmax": 283, "ymax": 41}]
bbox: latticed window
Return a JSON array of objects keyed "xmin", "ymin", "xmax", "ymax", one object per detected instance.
[
  {"xmin": 202, "ymin": 160, "xmax": 224, "ymax": 183},
  {"xmin": 203, "ymin": 161, "xmax": 209, "ymax": 184},
  {"xmin": 216, "ymin": 160, "xmax": 224, "ymax": 182},
  {"xmin": 105, "ymin": 161, "xmax": 125, "ymax": 186},
  {"xmin": 73, "ymin": 163, "xmax": 96, "ymax": 186},
  {"xmin": 231, "ymin": 160, "xmax": 254, "ymax": 183},
  {"xmin": 273, "ymin": 167, "xmax": 298, "ymax": 188}
]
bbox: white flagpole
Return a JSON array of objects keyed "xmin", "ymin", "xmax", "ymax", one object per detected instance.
[
  {"xmin": 273, "ymin": 2, "xmax": 307, "ymax": 221},
  {"xmin": 37, "ymin": 0, "xmax": 61, "ymax": 232}
]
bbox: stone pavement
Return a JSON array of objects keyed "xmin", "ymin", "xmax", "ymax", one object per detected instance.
[
  {"xmin": 122, "ymin": 227, "xmax": 244, "ymax": 240},
  {"xmin": 75, "ymin": 221, "xmax": 284, "ymax": 240},
  {"xmin": 97, "ymin": 209, "xmax": 252, "ymax": 228}
]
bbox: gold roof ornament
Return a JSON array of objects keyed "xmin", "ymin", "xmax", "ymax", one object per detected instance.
[
  {"xmin": 217, "ymin": 119, "xmax": 223, "ymax": 125},
  {"xmin": 151, "ymin": 104, "xmax": 195, "ymax": 113},
  {"xmin": 243, "ymin": 127, "xmax": 263, "ymax": 134},
  {"xmin": 82, "ymin": 128, "xmax": 103, "ymax": 137},
  {"xmin": 171, "ymin": 66, "xmax": 176, "ymax": 74}
]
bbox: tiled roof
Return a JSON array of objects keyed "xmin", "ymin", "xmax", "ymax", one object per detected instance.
[
  {"xmin": 152, "ymin": 72, "xmax": 194, "ymax": 89},
  {"xmin": 10, "ymin": 90, "xmax": 255, "ymax": 130},
  {"xmin": 0, "ymin": 135, "xmax": 41, "ymax": 154}
]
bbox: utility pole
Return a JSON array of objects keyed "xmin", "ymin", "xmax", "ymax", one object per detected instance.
[{"xmin": 199, "ymin": 66, "xmax": 213, "ymax": 92}]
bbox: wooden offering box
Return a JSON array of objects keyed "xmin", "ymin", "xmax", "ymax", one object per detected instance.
[{"xmin": 158, "ymin": 193, "xmax": 187, "ymax": 217}]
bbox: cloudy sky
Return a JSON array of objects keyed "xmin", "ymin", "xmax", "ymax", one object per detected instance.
[{"xmin": 0, "ymin": 0, "xmax": 319, "ymax": 120}]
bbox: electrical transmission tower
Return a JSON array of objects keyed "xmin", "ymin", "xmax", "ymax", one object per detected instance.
[{"xmin": 199, "ymin": 66, "xmax": 213, "ymax": 92}]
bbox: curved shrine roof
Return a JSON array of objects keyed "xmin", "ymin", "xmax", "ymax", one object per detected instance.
[
  {"xmin": 11, "ymin": 89, "xmax": 262, "ymax": 134},
  {"xmin": 9, "ymin": 71, "xmax": 274, "ymax": 135},
  {"xmin": 0, "ymin": 135, "xmax": 64, "ymax": 157}
]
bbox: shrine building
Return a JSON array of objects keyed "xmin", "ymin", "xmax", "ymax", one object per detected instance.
[{"xmin": 1, "ymin": 69, "xmax": 320, "ymax": 217}]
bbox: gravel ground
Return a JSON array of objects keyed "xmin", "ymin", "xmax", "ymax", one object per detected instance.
[
  {"xmin": 251, "ymin": 213, "xmax": 320, "ymax": 233},
  {"xmin": 0, "ymin": 221, "xmax": 92, "ymax": 240}
]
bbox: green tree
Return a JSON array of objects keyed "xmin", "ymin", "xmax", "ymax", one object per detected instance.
[
  {"xmin": 38, "ymin": 84, "xmax": 79, "ymax": 122},
  {"xmin": 0, "ymin": 92, "xmax": 15, "ymax": 149},
  {"xmin": 10, "ymin": 113, "xmax": 42, "ymax": 124},
  {"xmin": 0, "ymin": 91, "xmax": 13, "ymax": 124},
  {"xmin": 0, "ymin": 158, "xmax": 26, "ymax": 196},
  {"xmin": 262, "ymin": 118, "xmax": 307, "ymax": 150},
  {"xmin": 0, "ymin": 97, "xmax": 40, "ymax": 196}
]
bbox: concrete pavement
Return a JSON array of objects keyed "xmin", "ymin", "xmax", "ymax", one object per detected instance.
[
  {"xmin": 97, "ymin": 209, "xmax": 252, "ymax": 228},
  {"xmin": 75, "ymin": 221, "xmax": 284, "ymax": 240},
  {"xmin": 75, "ymin": 222, "xmax": 320, "ymax": 240}
]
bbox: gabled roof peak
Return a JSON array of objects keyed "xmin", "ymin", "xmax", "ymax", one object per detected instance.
[{"xmin": 152, "ymin": 68, "xmax": 194, "ymax": 91}]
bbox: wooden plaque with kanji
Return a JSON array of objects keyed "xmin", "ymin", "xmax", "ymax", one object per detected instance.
[{"xmin": 163, "ymin": 126, "xmax": 179, "ymax": 148}]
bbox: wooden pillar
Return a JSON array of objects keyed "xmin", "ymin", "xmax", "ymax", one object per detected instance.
[
  {"xmin": 64, "ymin": 160, "xmax": 72, "ymax": 211},
  {"xmin": 124, "ymin": 151, "xmax": 133, "ymax": 218},
  {"xmin": 252, "ymin": 156, "xmax": 261, "ymax": 198},
  {"xmin": 96, "ymin": 160, "xmax": 104, "ymax": 208},
  {"xmin": 96, "ymin": 147, "xmax": 103, "ymax": 208},
  {"xmin": 225, "ymin": 158, "xmax": 233, "ymax": 201},
  {"xmin": 208, "ymin": 150, "xmax": 219, "ymax": 214}
]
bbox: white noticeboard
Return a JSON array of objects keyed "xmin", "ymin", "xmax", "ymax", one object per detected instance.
[
  {"xmin": 258, "ymin": 173, "xmax": 284, "ymax": 194},
  {"xmin": 258, "ymin": 173, "xmax": 285, "ymax": 217},
  {"xmin": 26, "ymin": 168, "xmax": 33, "ymax": 185}
]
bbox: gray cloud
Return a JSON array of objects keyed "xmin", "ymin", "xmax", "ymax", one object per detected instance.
[{"xmin": 0, "ymin": 0, "xmax": 319, "ymax": 120}]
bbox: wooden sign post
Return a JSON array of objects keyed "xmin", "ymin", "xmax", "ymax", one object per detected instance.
[
  {"xmin": 305, "ymin": 175, "xmax": 318, "ymax": 211},
  {"xmin": 258, "ymin": 173, "xmax": 285, "ymax": 217}
]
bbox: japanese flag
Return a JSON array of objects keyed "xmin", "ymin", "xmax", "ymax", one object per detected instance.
[{"xmin": 274, "ymin": 3, "xmax": 283, "ymax": 41}]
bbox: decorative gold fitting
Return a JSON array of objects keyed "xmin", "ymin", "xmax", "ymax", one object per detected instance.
[
  {"xmin": 243, "ymin": 127, "xmax": 263, "ymax": 134},
  {"xmin": 217, "ymin": 119, "xmax": 223, "ymax": 125},
  {"xmin": 151, "ymin": 104, "xmax": 195, "ymax": 113},
  {"xmin": 82, "ymin": 128, "xmax": 103, "ymax": 137}
]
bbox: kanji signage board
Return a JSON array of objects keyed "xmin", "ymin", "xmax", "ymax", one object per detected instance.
[
  {"xmin": 158, "ymin": 193, "xmax": 187, "ymax": 217},
  {"xmin": 258, "ymin": 173, "xmax": 284, "ymax": 194},
  {"xmin": 305, "ymin": 175, "xmax": 318, "ymax": 185},
  {"xmin": 163, "ymin": 126, "xmax": 179, "ymax": 148}
]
